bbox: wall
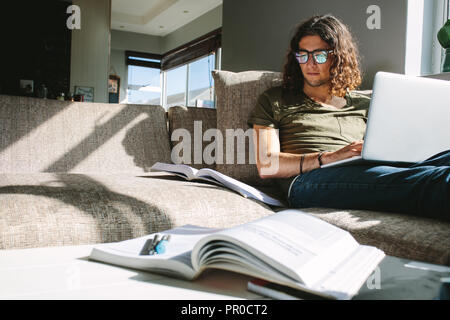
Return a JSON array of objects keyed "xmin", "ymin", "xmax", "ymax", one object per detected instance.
[
  {"xmin": 110, "ymin": 49, "xmax": 128, "ymax": 103},
  {"xmin": 221, "ymin": 0, "xmax": 408, "ymax": 89},
  {"xmin": 70, "ymin": 0, "xmax": 111, "ymax": 103},
  {"xmin": 111, "ymin": 30, "xmax": 162, "ymax": 53},
  {"xmin": 161, "ymin": 5, "xmax": 223, "ymax": 53}
]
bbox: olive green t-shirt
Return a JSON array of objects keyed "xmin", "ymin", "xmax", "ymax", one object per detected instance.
[
  {"xmin": 248, "ymin": 86, "xmax": 371, "ymax": 153},
  {"xmin": 247, "ymin": 85, "xmax": 371, "ymax": 197}
]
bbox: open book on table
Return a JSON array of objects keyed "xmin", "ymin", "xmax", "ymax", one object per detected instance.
[
  {"xmin": 89, "ymin": 209, "xmax": 385, "ymax": 300},
  {"xmin": 150, "ymin": 162, "xmax": 284, "ymax": 207}
]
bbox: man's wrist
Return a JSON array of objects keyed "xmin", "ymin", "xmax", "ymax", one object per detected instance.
[
  {"xmin": 320, "ymin": 151, "xmax": 334, "ymax": 165},
  {"xmin": 318, "ymin": 152, "xmax": 325, "ymax": 167}
]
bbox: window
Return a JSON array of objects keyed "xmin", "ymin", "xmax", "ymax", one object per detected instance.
[
  {"xmin": 123, "ymin": 29, "xmax": 221, "ymax": 108},
  {"xmin": 125, "ymin": 51, "xmax": 162, "ymax": 105},
  {"xmin": 163, "ymin": 52, "xmax": 217, "ymax": 109},
  {"xmin": 161, "ymin": 28, "xmax": 221, "ymax": 109},
  {"xmin": 187, "ymin": 54, "xmax": 215, "ymax": 107},
  {"xmin": 127, "ymin": 65, "xmax": 161, "ymax": 105},
  {"xmin": 125, "ymin": 51, "xmax": 162, "ymax": 69},
  {"xmin": 447, "ymin": 0, "xmax": 450, "ymax": 19},
  {"xmin": 165, "ymin": 64, "xmax": 187, "ymax": 108}
]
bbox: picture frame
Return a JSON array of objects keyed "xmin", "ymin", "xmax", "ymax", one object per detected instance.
[
  {"xmin": 108, "ymin": 75, "xmax": 120, "ymax": 94},
  {"xmin": 108, "ymin": 75, "xmax": 120, "ymax": 103},
  {"xmin": 20, "ymin": 79, "xmax": 34, "ymax": 95},
  {"xmin": 74, "ymin": 86, "xmax": 94, "ymax": 102}
]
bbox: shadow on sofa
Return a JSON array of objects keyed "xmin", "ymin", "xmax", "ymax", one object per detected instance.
[
  {"xmin": 45, "ymin": 108, "xmax": 153, "ymax": 172},
  {"xmin": 0, "ymin": 173, "xmax": 173, "ymax": 247},
  {"xmin": 0, "ymin": 95, "xmax": 172, "ymax": 174},
  {"xmin": 122, "ymin": 117, "xmax": 165, "ymax": 171}
]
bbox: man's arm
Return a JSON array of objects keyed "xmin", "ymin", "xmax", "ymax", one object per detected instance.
[{"xmin": 253, "ymin": 125, "xmax": 363, "ymax": 179}]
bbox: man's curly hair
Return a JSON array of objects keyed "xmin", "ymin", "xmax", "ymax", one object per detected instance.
[{"xmin": 283, "ymin": 14, "xmax": 362, "ymax": 98}]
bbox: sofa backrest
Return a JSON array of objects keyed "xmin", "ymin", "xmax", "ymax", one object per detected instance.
[{"xmin": 0, "ymin": 95, "xmax": 171, "ymax": 174}]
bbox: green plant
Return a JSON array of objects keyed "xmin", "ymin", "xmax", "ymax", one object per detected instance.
[{"xmin": 437, "ymin": 19, "xmax": 450, "ymax": 72}]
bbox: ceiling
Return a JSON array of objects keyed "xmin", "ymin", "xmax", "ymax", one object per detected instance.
[{"xmin": 111, "ymin": 0, "xmax": 222, "ymax": 36}]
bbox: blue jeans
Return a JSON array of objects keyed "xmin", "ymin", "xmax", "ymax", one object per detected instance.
[{"xmin": 288, "ymin": 149, "xmax": 450, "ymax": 221}]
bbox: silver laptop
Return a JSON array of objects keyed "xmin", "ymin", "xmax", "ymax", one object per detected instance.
[{"xmin": 322, "ymin": 71, "xmax": 450, "ymax": 168}]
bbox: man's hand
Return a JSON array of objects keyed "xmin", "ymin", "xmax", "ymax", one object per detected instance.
[{"xmin": 322, "ymin": 140, "xmax": 364, "ymax": 165}]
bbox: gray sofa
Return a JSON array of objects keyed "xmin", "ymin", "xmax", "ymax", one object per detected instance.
[{"xmin": 0, "ymin": 70, "xmax": 449, "ymax": 267}]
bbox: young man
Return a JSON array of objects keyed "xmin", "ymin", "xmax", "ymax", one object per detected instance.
[{"xmin": 248, "ymin": 15, "xmax": 449, "ymax": 221}]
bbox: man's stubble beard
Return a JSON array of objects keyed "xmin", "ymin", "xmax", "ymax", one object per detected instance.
[{"xmin": 303, "ymin": 77, "xmax": 330, "ymax": 88}]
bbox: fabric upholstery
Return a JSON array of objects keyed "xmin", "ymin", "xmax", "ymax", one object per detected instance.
[
  {"xmin": 0, "ymin": 95, "xmax": 171, "ymax": 174},
  {"xmin": 300, "ymin": 207, "xmax": 450, "ymax": 266},
  {"xmin": 212, "ymin": 70, "xmax": 283, "ymax": 186},
  {"xmin": 1, "ymin": 171, "xmax": 448, "ymax": 265},
  {"xmin": 0, "ymin": 173, "xmax": 274, "ymax": 249},
  {"xmin": 167, "ymin": 106, "xmax": 217, "ymax": 169}
]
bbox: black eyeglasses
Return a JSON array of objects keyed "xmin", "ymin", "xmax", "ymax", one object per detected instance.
[{"xmin": 294, "ymin": 49, "xmax": 334, "ymax": 64}]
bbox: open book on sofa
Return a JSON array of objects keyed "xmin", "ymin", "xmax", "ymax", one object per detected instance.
[
  {"xmin": 89, "ymin": 209, "xmax": 385, "ymax": 300},
  {"xmin": 150, "ymin": 162, "xmax": 284, "ymax": 207}
]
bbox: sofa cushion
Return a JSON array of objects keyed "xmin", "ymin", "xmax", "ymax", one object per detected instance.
[
  {"xmin": 0, "ymin": 173, "xmax": 274, "ymax": 249},
  {"xmin": 300, "ymin": 207, "xmax": 450, "ymax": 266},
  {"xmin": 0, "ymin": 95, "xmax": 171, "ymax": 174},
  {"xmin": 167, "ymin": 106, "xmax": 217, "ymax": 169},
  {"xmin": 212, "ymin": 70, "xmax": 283, "ymax": 186},
  {"xmin": 1, "ymin": 173, "xmax": 448, "ymax": 265}
]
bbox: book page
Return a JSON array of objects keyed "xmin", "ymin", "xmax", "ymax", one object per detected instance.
[
  {"xmin": 195, "ymin": 241, "xmax": 303, "ymax": 286},
  {"xmin": 89, "ymin": 225, "xmax": 220, "ymax": 280},
  {"xmin": 150, "ymin": 162, "xmax": 198, "ymax": 180},
  {"xmin": 309, "ymin": 245, "xmax": 385, "ymax": 299},
  {"xmin": 196, "ymin": 168, "xmax": 284, "ymax": 207},
  {"xmin": 192, "ymin": 209, "xmax": 360, "ymax": 287}
]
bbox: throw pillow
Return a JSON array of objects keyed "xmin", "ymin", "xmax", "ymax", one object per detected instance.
[{"xmin": 212, "ymin": 70, "xmax": 283, "ymax": 186}]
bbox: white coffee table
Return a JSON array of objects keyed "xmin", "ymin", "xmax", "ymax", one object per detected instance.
[
  {"xmin": 0, "ymin": 244, "xmax": 262, "ymax": 300},
  {"xmin": 1, "ymin": 244, "xmax": 448, "ymax": 300}
]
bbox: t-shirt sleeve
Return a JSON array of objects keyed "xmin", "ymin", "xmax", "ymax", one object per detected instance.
[{"xmin": 247, "ymin": 92, "xmax": 279, "ymax": 128}]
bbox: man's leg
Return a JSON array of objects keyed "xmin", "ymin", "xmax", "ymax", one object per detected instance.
[
  {"xmin": 288, "ymin": 159, "xmax": 450, "ymax": 221},
  {"xmin": 410, "ymin": 149, "xmax": 450, "ymax": 168}
]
